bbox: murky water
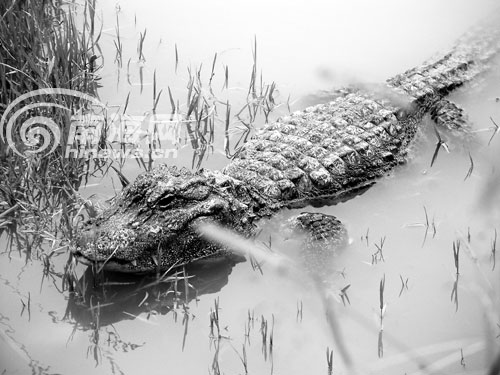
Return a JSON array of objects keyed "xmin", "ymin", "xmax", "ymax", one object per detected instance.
[{"xmin": 1, "ymin": 1, "xmax": 500, "ymax": 374}]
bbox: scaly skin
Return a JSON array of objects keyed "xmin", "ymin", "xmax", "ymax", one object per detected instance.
[{"xmin": 72, "ymin": 18, "xmax": 500, "ymax": 273}]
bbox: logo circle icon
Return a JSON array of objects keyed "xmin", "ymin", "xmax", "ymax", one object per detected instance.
[{"xmin": 0, "ymin": 88, "xmax": 105, "ymax": 157}]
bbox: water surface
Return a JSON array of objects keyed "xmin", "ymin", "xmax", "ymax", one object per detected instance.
[{"xmin": 1, "ymin": 1, "xmax": 500, "ymax": 374}]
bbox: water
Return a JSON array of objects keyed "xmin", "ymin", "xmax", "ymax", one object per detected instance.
[{"xmin": 1, "ymin": 0, "xmax": 500, "ymax": 374}]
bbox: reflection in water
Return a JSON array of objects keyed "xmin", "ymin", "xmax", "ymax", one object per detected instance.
[
  {"xmin": 65, "ymin": 255, "xmax": 242, "ymax": 329},
  {"xmin": 451, "ymin": 275, "xmax": 460, "ymax": 312}
]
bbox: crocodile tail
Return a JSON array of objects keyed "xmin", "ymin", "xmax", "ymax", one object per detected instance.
[
  {"xmin": 453, "ymin": 12, "xmax": 500, "ymax": 63},
  {"xmin": 387, "ymin": 11, "xmax": 500, "ymax": 100}
]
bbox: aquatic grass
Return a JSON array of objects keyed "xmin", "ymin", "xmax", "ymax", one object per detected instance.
[
  {"xmin": 471, "ymin": 116, "xmax": 499, "ymax": 145},
  {"xmin": 244, "ymin": 319, "xmax": 251, "ymax": 345},
  {"xmin": 490, "ymin": 229, "xmax": 497, "ymax": 271},
  {"xmin": 87, "ymin": 297, "xmax": 102, "ymax": 366},
  {"xmin": 269, "ymin": 315, "xmax": 274, "ymax": 360},
  {"xmin": 451, "ymin": 275, "xmax": 460, "ymax": 312},
  {"xmin": 260, "ymin": 315, "xmax": 269, "ymax": 360},
  {"xmin": 430, "ymin": 125, "xmax": 449, "ymax": 167},
  {"xmin": 296, "ymin": 300, "xmax": 303, "ymax": 322},
  {"xmin": 371, "ymin": 236, "xmax": 386, "ymax": 264},
  {"xmin": 223, "ymin": 65, "xmax": 229, "ymax": 90},
  {"xmin": 0, "ymin": 0, "xmax": 101, "ymax": 271},
  {"xmin": 8, "ymin": 8, "xmax": 500, "ymax": 374},
  {"xmin": 337, "ymin": 267, "xmax": 347, "ymax": 279},
  {"xmin": 211, "ymin": 341, "xmax": 222, "ymax": 375},
  {"xmin": 368, "ymin": 338, "xmax": 486, "ymax": 374},
  {"xmin": 222, "ymin": 37, "xmax": 279, "ymax": 155},
  {"xmin": 231, "ymin": 343, "xmax": 249, "ymax": 375},
  {"xmin": 488, "ymin": 117, "xmax": 499, "ymax": 145},
  {"xmin": 175, "ymin": 43, "xmax": 179, "ymax": 74},
  {"xmin": 119, "ymin": 35, "xmax": 282, "ymax": 170},
  {"xmin": 181, "ymin": 303, "xmax": 190, "ymax": 351},
  {"xmin": 113, "ymin": 13, "xmax": 123, "ymax": 67},
  {"xmin": 19, "ymin": 292, "xmax": 31, "ymax": 321},
  {"xmin": 224, "ymin": 101, "xmax": 232, "ymax": 157},
  {"xmin": 464, "ymin": 152, "xmax": 474, "ymax": 180},
  {"xmin": 398, "ymin": 275, "xmax": 409, "ymax": 297},
  {"xmin": 126, "ymin": 58, "xmax": 132, "ymax": 84},
  {"xmin": 249, "ymin": 252, "xmax": 264, "ymax": 274},
  {"xmin": 405, "ymin": 206, "xmax": 437, "ymax": 246},
  {"xmin": 208, "ymin": 297, "xmax": 232, "ymax": 375},
  {"xmin": 197, "ymin": 221, "xmax": 356, "ymax": 371},
  {"xmin": 448, "ymin": 237, "xmax": 471, "ymax": 312},
  {"xmin": 286, "ymin": 94, "xmax": 292, "ymax": 113},
  {"xmin": 379, "ymin": 274, "xmax": 386, "ymax": 323},
  {"xmin": 378, "ymin": 329, "xmax": 384, "ymax": 358},
  {"xmin": 139, "ymin": 63, "xmax": 144, "ymax": 93},
  {"xmin": 63, "ymin": 252, "xmax": 85, "ymax": 296},
  {"xmin": 326, "ymin": 346, "xmax": 334, "ymax": 375},
  {"xmin": 199, "ymin": 218, "xmax": 498, "ymax": 374},
  {"xmin": 209, "ymin": 297, "xmax": 221, "ymax": 339},
  {"xmin": 378, "ymin": 274, "xmax": 386, "ymax": 358},
  {"xmin": 362, "ymin": 227, "xmax": 370, "ymax": 246},
  {"xmin": 452, "ymin": 240, "xmax": 460, "ymax": 275},
  {"xmin": 209, "ymin": 53, "xmax": 217, "ymax": 90},
  {"xmin": 243, "ymin": 308, "xmax": 255, "ymax": 346},
  {"xmin": 340, "ymin": 284, "xmax": 351, "ymax": 306},
  {"xmin": 137, "ymin": 28, "xmax": 147, "ymax": 62}
]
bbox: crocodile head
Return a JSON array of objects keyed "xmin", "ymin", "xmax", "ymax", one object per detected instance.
[{"xmin": 72, "ymin": 165, "xmax": 252, "ymax": 273}]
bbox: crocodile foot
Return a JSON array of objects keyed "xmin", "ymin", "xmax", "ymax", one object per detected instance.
[{"xmin": 430, "ymin": 98, "xmax": 469, "ymax": 131}]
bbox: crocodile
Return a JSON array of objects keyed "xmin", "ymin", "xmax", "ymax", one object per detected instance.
[{"xmin": 72, "ymin": 18, "xmax": 500, "ymax": 273}]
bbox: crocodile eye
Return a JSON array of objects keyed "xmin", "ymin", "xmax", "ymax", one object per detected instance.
[{"xmin": 157, "ymin": 194, "xmax": 176, "ymax": 208}]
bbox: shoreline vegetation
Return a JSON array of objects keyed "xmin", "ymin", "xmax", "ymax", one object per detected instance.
[
  {"xmin": 0, "ymin": 0, "xmax": 100, "ymax": 290},
  {"xmin": 0, "ymin": 0, "xmax": 100, "ymax": 228},
  {"xmin": 0, "ymin": 0, "xmax": 278, "ymax": 251}
]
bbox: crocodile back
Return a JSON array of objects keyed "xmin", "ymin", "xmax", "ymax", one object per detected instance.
[
  {"xmin": 222, "ymin": 13, "xmax": 500, "ymax": 207},
  {"xmin": 223, "ymin": 91, "xmax": 419, "ymax": 205}
]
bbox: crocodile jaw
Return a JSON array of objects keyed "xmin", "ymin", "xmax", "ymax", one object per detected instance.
[{"xmin": 71, "ymin": 166, "xmax": 250, "ymax": 273}]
